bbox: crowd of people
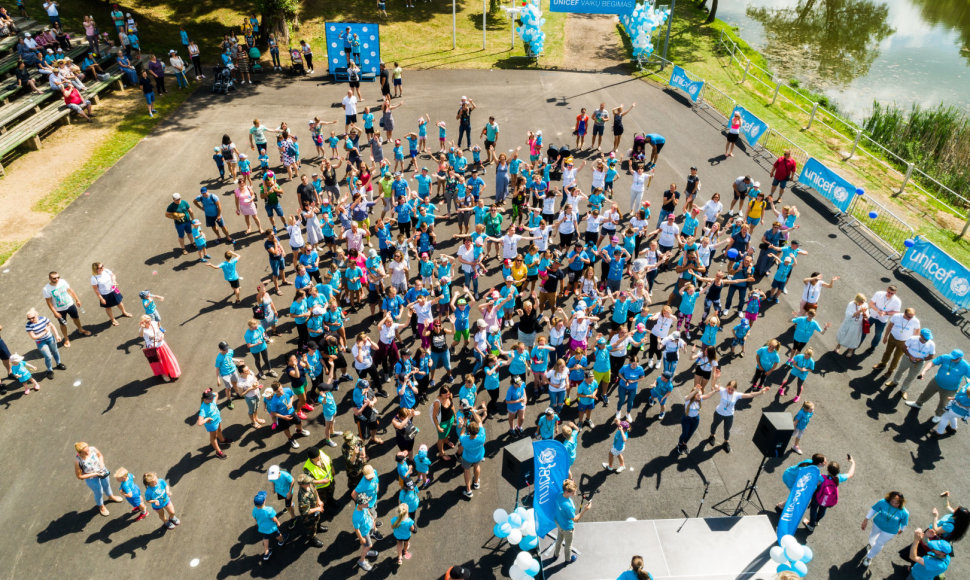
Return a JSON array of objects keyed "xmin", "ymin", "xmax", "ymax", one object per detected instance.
[{"xmin": 1, "ymin": 17, "xmax": 965, "ymax": 575}]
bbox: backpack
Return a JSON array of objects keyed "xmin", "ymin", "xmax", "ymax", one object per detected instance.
[{"xmin": 814, "ymin": 475, "xmax": 839, "ymax": 507}]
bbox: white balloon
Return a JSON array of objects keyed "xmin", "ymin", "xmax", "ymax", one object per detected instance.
[
  {"xmin": 770, "ymin": 545, "xmax": 788, "ymax": 564},
  {"xmin": 520, "ymin": 520, "xmax": 536, "ymax": 537},
  {"xmin": 780, "ymin": 535, "xmax": 798, "ymax": 549},
  {"xmin": 515, "ymin": 551, "xmax": 533, "ymax": 569},
  {"xmin": 508, "ymin": 529, "xmax": 523, "ymax": 545},
  {"xmin": 494, "ymin": 509, "xmax": 510, "ymax": 524},
  {"xmin": 785, "ymin": 543, "xmax": 805, "ymax": 562},
  {"xmin": 509, "ymin": 566, "xmax": 528, "ymax": 580}
]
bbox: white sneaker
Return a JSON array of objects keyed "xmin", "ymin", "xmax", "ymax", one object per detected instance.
[
  {"xmin": 615, "ymin": 411, "xmax": 622, "ymax": 420},
  {"xmin": 647, "ymin": 359, "xmax": 655, "ymax": 369},
  {"xmin": 615, "ymin": 465, "xmax": 626, "ymax": 473},
  {"xmin": 358, "ymin": 560, "xmax": 373, "ymax": 571},
  {"xmin": 300, "ymin": 429, "xmax": 310, "ymax": 436},
  {"xmin": 932, "ymin": 415, "xmax": 942, "ymax": 423},
  {"xmin": 289, "ymin": 438, "xmax": 300, "ymax": 448},
  {"xmin": 625, "ymin": 413, "xmax": 633, "ymax": 423}
]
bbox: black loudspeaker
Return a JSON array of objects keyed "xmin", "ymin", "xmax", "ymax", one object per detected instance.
[
  {"xmin": 752, "ymin": 412, "xmax": 794, "ymax": 458},
  {"xmin": 501, "ymin": 438, "xmax": 534, "ymax": 490}
]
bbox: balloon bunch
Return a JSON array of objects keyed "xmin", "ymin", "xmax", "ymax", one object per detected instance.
[
  {"xmin": 619, "ymin": 3, "xmax": 669, "ymax": 61},
  {"xmin": 516, "ymin": 0, "xmax": 546, "ymax": 57},
  {"xmin": 492, "ymin": 507, "xmax": 541, "ymax": 578},
  {"xmin": 770, "ymin": 535, "xmax": 813, "ymax": 577}
]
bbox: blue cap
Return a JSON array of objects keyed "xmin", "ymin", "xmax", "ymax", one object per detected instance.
[
  {"xmin": 200, "ymin": 186, "xmax": 207, "ymax": 193},
  {"xmin": 920, "ymin": 328, "xmax": 933, "ymax": 340},
  {"xmin": 951, "ymin": 349, "xmax": 964, "ymax": 359},
  {"xmin": 254, "ymin": 490, "xmax": 267, "ymax": 505}
]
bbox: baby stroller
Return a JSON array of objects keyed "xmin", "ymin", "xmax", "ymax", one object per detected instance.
[
  {"xmin": 289, "ymin": 48, "xmax": 305, "ymax": 75},
  {"xmin": 211, "ymin": 65, "xmax": 235, "ymax": 94},
  {"xmin": 248, "ymin": 46, "xmax": 263, "ymax": 73},
  {"xmin": 628, "ymin": 133, "xmax": 646, "ymax": 171}
]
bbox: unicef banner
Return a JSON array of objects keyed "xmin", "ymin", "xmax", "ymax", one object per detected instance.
[
  {"xmin": 727, "ymin": 105, "xmax": 769, "ymax": 146},
  {"xmin": 533, "ymin": 440, "xmax": 571, "ymax": 538},
  {"xmin": 901, "ymin": 238, "xmax": 970, "ymax": 309},
  {"xmin": 778, "ymin": 465, "xmax": 821, "ymax": 541},
  {"xmin": 669, "ymin": 66, "xmax": 704, "ymax": 103},
  {"xmin": 550, "ymin": 0, "xmax": 636, "ymax": 14},
  {"xmin": 797, "ymin": 157, "xmax": 855, "ymax": 213}
]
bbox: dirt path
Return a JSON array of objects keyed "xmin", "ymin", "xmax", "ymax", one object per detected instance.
[
  {"xmin": 563, "ymin": 13, "xmax": 629, "ymax": 72},
  {"xmin": 0, "ymin": 91, "xmax": 143, "ymax": 245}
]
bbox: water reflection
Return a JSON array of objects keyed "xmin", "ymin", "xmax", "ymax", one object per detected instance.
[
  {"xmin": 910, "ymin": 0, "xmax": 970, "ymax": 64},
  {"xmin": 746, "ymin": 0, "xmax": 894, "ymax": 87}
]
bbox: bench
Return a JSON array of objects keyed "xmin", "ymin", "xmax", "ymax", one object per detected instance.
[
  {"xmin": 0, "ymin": 47, "xmax": 114, "ymax": 103},
  {"xmin": 0, "ymin": 39, "xmax": 86, "ymax": 78},
  {"xmin": 0, "ymin": 89, "xmax": 53, "ymax": 131},
  {"xmin": 0, "ymin": 97, "xmax": 72, "ymax": 174},
  {"xmin": 0, "ymin": 21, "xmax": 44, "ymax": 54}
]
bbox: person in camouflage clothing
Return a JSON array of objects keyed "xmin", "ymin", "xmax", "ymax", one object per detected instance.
[
  {"xmin": 295, "ymin": 474, "xmax": 325, "ymax": 547},
  {"xmin": 342, "ymin": 430, "xmax": 368, "ymax": 492}
]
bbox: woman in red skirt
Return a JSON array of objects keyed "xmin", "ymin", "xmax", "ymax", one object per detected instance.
[{"xmin": 139, "ymin": 315, "xmax": 181, "ymax": 381}]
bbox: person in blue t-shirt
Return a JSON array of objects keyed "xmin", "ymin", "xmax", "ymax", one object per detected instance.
[
  {"xmin": 390, "ymin": 503, "xmax": 416, "ymax": 565},
  {"xmin": 751, "ymin": 339, "xmax": 781, "ymax": 389},
  {"xmin": 457, "ymin": 408, "xmax": 486, "ymax": 498},
  {"xmin": 352, "ymin": 493, "xmax": 378, "ymax": 571},
  {"xmin": 207, "ymin": 250, "xmax": 242, "ymax": 303},
  {"xmin": 907, "ymin": 528, "xmax": 951, "ymax": 580},
  {"xmin": 115, "ymin": 467, "xmax": 149, "ymax": 520},
  {"xmin": 790, "ymin": 400, "xmax": 815, "ymax": 454},
  {"xmin": 197, "ymin": 389, "xmax": 231, "ymax": 459},
  {"xmin": 144, "ymin": 472, "xmax": 180, "ymax": 529},
  {"xmin": 860, "ymin": 490, "xmax": 910, "ymax": 567},
  {"xmin": 616, "ymin": 361, "xmax": 645, "ymax": 420},
  {"xmin": 787, "ymin": 308, "xmax": 829, "ymax": 358},
  {"xmin": 552, "ymin": 479, "xmax": 591, "ymax": 563},
  {"xmin": 908, "ymin": 349, "xmax": 970, "ymax": 419},
  {"xmin": 778, "ymin": 348, "xmax": 816, "ymax": 401},
  {"xmin": 252, "ymin": 490, "xmax": 287, "ymax": 560},
  {"xmin": 616, "ymin": 556, "xmax": 655, "ymax": 580},
  {"xmin": 603, "ymin": 417, "xmax": 630, "ymax": 473}
]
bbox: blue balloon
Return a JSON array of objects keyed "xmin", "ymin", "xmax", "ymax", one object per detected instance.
[
  {"xmin": 799, "ymin": 545, "xmax": 814, "ymax": 563},
  {"xmin": 855, "ymin": 187, "xmax": 865, "ymax": 195},
  {"xmin": 726, "ymin": 248, "xmax": 740, "ymax": 260},
  {"xmin": 520, "ymin": 535, "xmax": 539, "ymax": 550},
  {"xmin": 494, "ymin": 522, "xmax": 511, "ymax": 538},
  {"xmin": 525, "ymin": 559, "xmax": 541, "ymax": 576},
  {"xmin": 776, "ymin": 563, "xmax": 794, "ymax": 574},
  {"xmin": 508, "ymin": 513, "xmax": 523, "ymax": 528},
  {"xmin": 868, "ymin": 211, "xmax": 878, "ymax": 219},
  {"xmin": 904, "ymin": 238, "xmax": 915, "ymax": 248},
  {"xmin": 793, "ymin": 560, "xmax": 808, "ymax": 577}
]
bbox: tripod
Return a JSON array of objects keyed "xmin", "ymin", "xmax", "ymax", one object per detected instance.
[{"xmin": 711, "ymin": 455, "xmax": 770, "ymax": 516}]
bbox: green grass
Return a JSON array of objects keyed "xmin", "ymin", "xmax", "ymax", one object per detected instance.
[
  {"xmin": 0, "ymin": 240, "xmax": 25, "ymax": 267},
  {"xmin": 631, "ymin": 2, "xmax": 970, "ymax": 265},
  {"xmin": 32, "ymin": 90, "xmax": 194, "ymax": 215}
]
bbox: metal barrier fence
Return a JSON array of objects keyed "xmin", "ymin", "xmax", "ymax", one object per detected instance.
[
  {"xmin": 716, "ymin": 29, "xmax": 970, "ymax": 220},
  {"xmin": 845, "ymin": 194, "xmax": 916, "ymax": 258}
]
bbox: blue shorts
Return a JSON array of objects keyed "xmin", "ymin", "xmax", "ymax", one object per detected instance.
[
  {"xmin": 204, "ymin": 215, "xmax": 225, "ymax": 228},
  {"xmin": 772, "ymin": 177, "xmax": 789, "ymax": 189},
  {"xmin": 506, "ymin": 402, "xmax": 524, "ymax": 413},
  {"xmin": 746, "ymin": 217, "xmax": 761, "ymax": 227},
  {"xmin": 265, "ymin": 203, "xmax": 284, "ymax": 218},
  {"xmin": 771, "ymin": 279, "xmax": 786, "ymax": 290},
  {"xmin": 269, "ymin": 256, "xmax": 285, "ymax": 277},
  {"xmin": 429, "ymin": 350, "xmax": 450, "ymax": 370},
  {"xmin": 150, "ymin": 498, "xmax": 170, "ymax": 510},
  {"xmin": 174, "ymin": 221, "xmax": 191, "ymax": 238},
  {"xmin": 577, "ymin": 399, "xmax": 595, "ymax": 411},
  {"xmin": 393, "ymin": 78, "xmax": 402, "ymax": 86},
  {"xmin": 125, "ymin": 495, "xmax": 142, "ymax": 507},
  {"xmin": 145, "ymin": 91, "xmax": 155, "ymax": 105},
  {"xmin": 732, "ymin": 337, "xmax": 746, "ymax": 347}
]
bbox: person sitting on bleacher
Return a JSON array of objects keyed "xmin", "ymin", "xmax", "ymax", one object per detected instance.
[
  {"xmin": 62, "ymin": 85, "xmax": 93, "ymax": 122},
  {"xmin": 0, "ymin": 6, "xmax": 17, "ymax": 36},
  {"xmin": 34, "ymin": 27, "xmax": 57, "ymax": 48},
  {"xmin": 14, "ymin": 61, "xmax": 44, "ymax": 94},
  {"xmin": 43, "ymin": 48, "xmax": 57, "ymax": 66},
  {"xmin": 117, "ymin": 52, "xmax": 138, "ymax": 86},
  {"xmin": 59, "ymin": 58, "xmax": 87, "ymax": 90},
  {"xmin": 80, "ymin": 53, "xmax": 110, "ymax": 83},
  {"xmin": 23, "ymin": 32, "xmax": 38, "ymax": 50},
  {"xmin": 52, "ymin": 21, "xmax": 71, "ymax": 50}
]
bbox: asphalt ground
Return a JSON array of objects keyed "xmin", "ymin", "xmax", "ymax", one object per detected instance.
[{"xmin": 0, "ymin": 69, "xmax": 967, "ymax": 580}]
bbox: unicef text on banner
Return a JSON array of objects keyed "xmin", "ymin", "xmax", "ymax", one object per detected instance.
[
  {"xmin": 550, "ymin": 0, "xmax": 636, "ymax": 14},
  {"xmin": 532, "ymin": 440, "xmax": 571, "ymax": 538},
  {"xmin": 901, "ymin": 238, "xmax": 970, "ymax": 309},
  {"xmin": 796, "ymin": 157, "xmax": 854, "ymax": 213},
  {"xmin": 727, "ymin": 105, "xmax": 769, "ymax": 146},
  {"xmin": 669, "ymin": 66, "xmax": 704, "ymax": 103},
  {"xmin": 777, "ymin": 465, "xmax": 821, "ymax": 541}
]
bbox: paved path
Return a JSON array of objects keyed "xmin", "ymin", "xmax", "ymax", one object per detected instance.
[{"xmin": 0, "ymin": 70, "xmax": 966, "ymax": 579}]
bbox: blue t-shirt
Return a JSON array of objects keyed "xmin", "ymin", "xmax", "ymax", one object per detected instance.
[
  {"xmin": 932, "ymin": 355, "xmax": 970, "ymax": 390},
  {"xmin": 618, "ymin": 364, "xmax": 644, "ymax": 389},
  {"xmin": 199, "ymin": 401, "xmax": 221, "ymax": 432},
  {"xmin": 215, "ymin": 349, "xmax": 236, "ymax": 376},
  {"xmin": 272, "ymin": 470, "xmax": 294, "ymax": 497},
  {"xmin": 120, "ymin": 473, "xmax": 141, "ymax": 505},
  {"xmin": 530, "ymin": 346, "xmax": 552, "ymax": 372},
  {"xmin": 789, "ymin": 353, "xmax": 815, "ymax": 380},
  {"xmin": 320, "ymin": 391, "xmax": 337, "ymax": 417},
  {"xmin": 593, "ymin": 347, "xmax": 611, "ymax": 372},
  {"xmin": 392, "ymin": 516, "xmax": 415, "ymax": 540},
  {"xmin": 911, "ymin": 552, "xmax": 950, "ymax": 580},
  {"xmin": 679, "ymin": 291, "xmax": 699, "ymax": 315},
  {"xmin": 870, "ymin": 498, "xmax": 909, "ymax": 534},
  {"xmin": 793, "ymin": 408, "xmax": 813, "ymax": 430},
  {"xmin": 792, "ymin": 316, "xmax": 822, "ymax": 343},
  {"xmin": 252, "ymin": 505, "xmax": 278, "ymax": 534},
  {"xmin": 196, "ymin": 194, "xmax": 220, "ymax": 217},
  {"xmin": 756, "ymin": 346, "xmax": 780, "ymax": 371},
  {"xmin": 353, "ymin": 474, "xmax": 379, "ymax": 509},
  {"xmin": 145, "ymin": 479, "xmax": 171, "ymax": 509},
  {"xmin": 537, "ymin": 414, "xmax": 559, "ymax": 440},
  {"xmin": 460, "ymin": 428, "xmax": 486, "ymax": 463},
  {"xmin": 414, "ymin": 452, "xmax": 431, "ymax": 474},
  {"xmin": 613, "ymin": 429, "xmax": 627, "ymax": 452},
  {"xmin": 382, "ymin": 295, "xmax": 405, "ymax": 318},
  {"xmin": 567, "ymin": 355, "xmax": 588, "ymax": 382},
  {"xmin": 219, "ymin": 257, "xmax": 239, "ymax": 281},
  {"xmin": 555, "ymin": 496, "xmax": 577, "ymax": 531},
  {"xmin": 245, "ymin": 326, "xmax": 267, "ymax": 353},
  {"xmin": 352, "ymin": 507, "xmax": 373, "ymax": 535}
]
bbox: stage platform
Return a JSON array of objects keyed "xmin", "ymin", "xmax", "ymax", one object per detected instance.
[{"xmin": 540, "ymin": 515, "xmax": 778, "ymax": 579}]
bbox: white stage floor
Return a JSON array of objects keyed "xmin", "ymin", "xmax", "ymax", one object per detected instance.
[{"xmin": 540, "ymin": 515, "xmax": 778, "ymax": 579}]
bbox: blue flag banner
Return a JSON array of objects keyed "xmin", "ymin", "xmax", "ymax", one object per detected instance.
[
  {"xmin": 533, "ymin": 440, "xmax": 572, "ymax": 539},
  {"xmin": 797, "ymin": 157, "xmax": 855, "ymax": 213},
  {"xmin": 669, "ymin": 66, "xmax": 704, "ymax": 103},
  {"xmin": 901, "ymin": 238, "xmax": 970, "ymax": 309},
  {"xmin": 777, "ymin": 465, "xmax": 821, "ymax": 541},
  {"xmin": 550, "ymin": 0, "xmax": 636, "ymax": 14},
  {"xmin": 728, "ymin": 105, "xmax": 769, "ymax": 146}
]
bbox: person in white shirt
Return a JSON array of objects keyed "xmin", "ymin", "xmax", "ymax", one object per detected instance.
[
  {"xmin": 341, "ymin": 89, "xmax": 358, "ymax": 134},
  {"xmin": 886, "ymin": 328, "xmax": 935, "ymax": 399},
  {"xmin": 874, "ymin": 308, "xmax": 920, "ymax": 376},
  {"xmin": 491, "ymin": 226, "xmax": 537, "ymax": 261},
  {"xmin": 701, "ymin": 192, "xmax": 723, "ymax": 229},
  {"xmin": 868, "ymin": 285, "xmax": 902, "ymax": 347},
  {"xmin": 648, "ymin": 213, "xmax": 681, "ymax": 254},
  {"xmin": 629, "ymin": 166, "xmax": 649, "ymax": 214},
  {"xmin": 43, "ymin": 0, "xmax": 60, "ymax": 26},
  {"xmin": 455, "ymin": 238, "xmax": 480, "ymax": 297}
]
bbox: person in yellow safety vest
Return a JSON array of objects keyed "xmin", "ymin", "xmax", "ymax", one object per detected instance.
[{"xmin": 303, "ymin": 447, "xmax": 335, "ymax": 508}]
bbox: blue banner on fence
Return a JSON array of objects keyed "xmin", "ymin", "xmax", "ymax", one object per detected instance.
[
  {"xmin": 550, "ymin": 0, "xmax": 635, "ymax": 14},
  {"xmin": 777, "ymin": 464, "xmax": 821, "ymax": 541},
  {"xmin": 324, "ymin": 22, "xmax": 381, "ymax": 78},
  {"xmin": 728, "ymin": 105, "xmax": 769, "ymax": 145},
  {"xmin": 532, "ymin": 440, "xmax": 572, "ymax": 539},
  {"xmin": 669, "ymin": 66, "xmax": 704, "ymax": 103},
  {"xmin": 796, "ymin": 157, "xmax": 855, "ymax": 213},
  {"xmin": 901, "ymin": 238, "xmax": 970, "ymax": 309}
]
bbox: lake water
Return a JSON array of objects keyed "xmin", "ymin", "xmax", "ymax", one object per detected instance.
[{"xmin": 713, "ymin": 0, "xmax": 970, "ymax": 120}]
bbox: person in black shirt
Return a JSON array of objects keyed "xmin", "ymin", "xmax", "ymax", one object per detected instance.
[
  {"xmin": 15, "ymin": 61, "xmax": 43, "ymax": 94},
  {"xmin": 296, "ymin": 174, "xmax": 319, "ymax": 207},
  {"xmin": 659, "ymin": 183, "xmax": 680, "ymax": 223},
  {"xmin": 456, "ymin": 97, "xmax": 476, "ymax": 149},
  {"xmin": 138, "ymin": 69, "xmax": 156, "ymax": 117},
  {"xmin": 379, "ymin": 62, "xmax": 390, "ymax": 98},
  {"xmin": 684, "ymin": 167, "xmax": 700, "ymax": 216},
  {"xmin": 538, "ymin": 262, "xmax": 565, "ymax": 314}
]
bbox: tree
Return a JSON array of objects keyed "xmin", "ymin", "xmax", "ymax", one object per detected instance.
[
  {"xmin": 746, "ymin": 0, "xmax": 893, "ymax": 86},
  {"xmin": 255, "ymin": 0, "xmax": 300, "ymax": 47},
  {"xmin": 705, "ymin": 0, "xmax": 718, "ymax": 23}
]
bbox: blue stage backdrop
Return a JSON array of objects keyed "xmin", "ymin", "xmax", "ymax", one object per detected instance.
[
  {"xmin": 550, "ymin": 0, "xmax": 636, "ymax": 14},
  {"xmin": 325, "ymin": 22, "xmax": 381, "ymax": 77}
]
